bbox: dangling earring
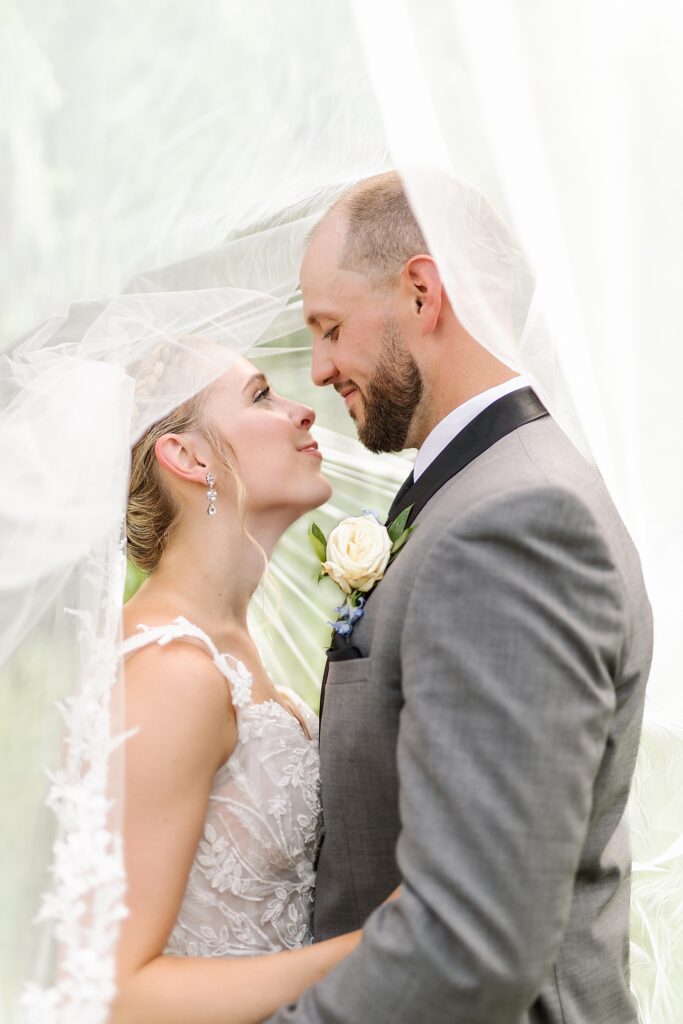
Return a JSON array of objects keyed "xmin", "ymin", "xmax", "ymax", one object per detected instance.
[{"xmin": 206, "ymin": 472, "xmax": 217, "ymax": 517}]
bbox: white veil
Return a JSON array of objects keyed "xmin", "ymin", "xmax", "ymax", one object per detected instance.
[{"xmin": 1, "ymin": 1, "xmax": 681, "ymax": 1021}]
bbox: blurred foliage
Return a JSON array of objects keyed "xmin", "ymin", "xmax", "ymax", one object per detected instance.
[{"xmin": 124, "ymin": 559, "xmax": 147, "ymax": 602}]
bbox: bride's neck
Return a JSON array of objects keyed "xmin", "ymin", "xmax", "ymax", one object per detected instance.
[{"xmin": 138, "ymin": 510, "xmax": 284, "ymax": 635}]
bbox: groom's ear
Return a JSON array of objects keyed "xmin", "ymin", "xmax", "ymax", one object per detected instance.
[{"xmin": 404, "ymin": 256, "xmax": 442, "ymax": 336}]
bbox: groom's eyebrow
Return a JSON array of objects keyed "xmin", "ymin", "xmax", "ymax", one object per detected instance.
[{"xmin": 305, "ymin": 310, "xmax": 337, "ymax": 328}]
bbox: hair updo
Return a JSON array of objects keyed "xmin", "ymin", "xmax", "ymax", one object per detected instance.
[
  {"xmin": 126, "ymin": 390, "xmax": 244, "ymax": 574},
  {"xmin": 127, "ymin": 392, "xmax": 199, "ymax": 574}
]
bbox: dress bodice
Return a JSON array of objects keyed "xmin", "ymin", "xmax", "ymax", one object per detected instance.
[{"xmin": 120, "ymin": 616, "xmax": 321, "ymax": 956}]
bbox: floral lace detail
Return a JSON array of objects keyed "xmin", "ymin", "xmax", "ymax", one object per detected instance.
[
  {"xmin": 21, "ymin": 520, "xmax": 131, "ymax": 1024},
  {"xmin": 227, "ymin": 659, "xmax": 254, "ymax": 710},
  {"xmin": 120, "ymin": 618, "xmax": 321, "ymax": 958}
]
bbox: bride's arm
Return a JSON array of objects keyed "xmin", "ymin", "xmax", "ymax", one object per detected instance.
[
  {"xmin": 111, "ymin": 933, "xmax": 360, "ymax": 1024},
  {"xmin": 110, "ymin": 640, "xmax": 360, "ymax": 1024}
]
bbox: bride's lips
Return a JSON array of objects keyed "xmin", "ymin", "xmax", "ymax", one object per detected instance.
[{"xmin": 298, "ymin": 441, "xmax": 322, "ymax": 459}]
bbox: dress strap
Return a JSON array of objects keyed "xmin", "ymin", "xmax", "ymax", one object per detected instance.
[{"xmin": 120, "ymin": 615, "xmax": 253, "ymax": 708}]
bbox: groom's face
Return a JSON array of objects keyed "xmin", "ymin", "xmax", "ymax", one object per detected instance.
[{"xmin": 301, "ymin": 217, "xmax": 423, "ymax": 453}]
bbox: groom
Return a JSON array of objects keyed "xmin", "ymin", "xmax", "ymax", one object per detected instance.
[{"xmin": 268, "ymin": 173, "xmax": 652, "ymax": 1023}]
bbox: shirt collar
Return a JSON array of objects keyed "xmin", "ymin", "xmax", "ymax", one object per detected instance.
[{"xmin": 413, "ymin": 376, "xmax": 532, "ymax": 482}]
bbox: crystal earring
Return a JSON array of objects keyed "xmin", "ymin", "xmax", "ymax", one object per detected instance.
[{"xmin": 206, "ymin": 472, "xmax": 217, "ymax": 516}]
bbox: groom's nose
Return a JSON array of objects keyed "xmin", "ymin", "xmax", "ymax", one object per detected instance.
[{"xmin": 311, "ymin": 339, "xmax": 338, "ymax": 388}]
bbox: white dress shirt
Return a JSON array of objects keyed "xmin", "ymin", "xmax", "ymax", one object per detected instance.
[{"xmin": 413, "ymin": 376, "xmax": 532, "ymax": 482}]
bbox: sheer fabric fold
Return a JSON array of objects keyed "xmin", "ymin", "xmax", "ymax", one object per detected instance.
[{"xmin": 1, "ymin": 2, "xmax": 681, "ymax": 1021}]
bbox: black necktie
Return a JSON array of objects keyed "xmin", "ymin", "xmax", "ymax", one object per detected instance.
[{"xmin": 386, "ymin": 470, "xmax": 414, "ymax": 525}]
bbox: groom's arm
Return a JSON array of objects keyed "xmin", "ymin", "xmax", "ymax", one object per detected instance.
[{"xmin": 266, "ymin": 484, "xmax": 624, "ymax": 1024}]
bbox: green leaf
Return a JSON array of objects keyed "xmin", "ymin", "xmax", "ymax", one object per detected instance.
[
  {"xmin": 387, "ymin": 505, "xmax": 413, "ymax": 544},
  {"xmin": 308, "ymin": 522, "xmax": 328, "ymax": 563},
  {"xmin": 311, "ymin": 521, "xmax": 327, "ymax": 547},
  {"xmin": 390, "ymin": 524, "xmax": 415, "ymax": 556}
]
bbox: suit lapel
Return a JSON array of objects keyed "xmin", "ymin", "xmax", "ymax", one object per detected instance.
[
  {"xmin": 319, "ymin": 387, "xmax": 548, "ymax": 723},
  {"xmin": 388, "ymin": 387, "xmax": 548, "ymax": 528}
]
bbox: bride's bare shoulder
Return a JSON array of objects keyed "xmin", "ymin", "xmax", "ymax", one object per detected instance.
[{"xmin": 121, "ymin": 612, "xmax": 237, "ymax": 771}]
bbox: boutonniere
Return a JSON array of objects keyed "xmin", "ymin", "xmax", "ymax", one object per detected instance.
[{"xmin": 308, "ymin": 507, "xmax": 415, "ymax": 641}]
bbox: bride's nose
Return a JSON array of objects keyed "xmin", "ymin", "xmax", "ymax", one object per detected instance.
[{"xmin": 290, "ymin": 401, "xmax": 316, "ymax": 430}]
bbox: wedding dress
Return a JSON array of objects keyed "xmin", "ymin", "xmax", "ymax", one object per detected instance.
[{"xmin": 120, "ymin": 616, "xmax": 322, "ymax": 956}]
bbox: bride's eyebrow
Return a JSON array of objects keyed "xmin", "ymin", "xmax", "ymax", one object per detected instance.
[{"xmin": 242, "ymin": 372, "xmax": 268, "ymax": 394}]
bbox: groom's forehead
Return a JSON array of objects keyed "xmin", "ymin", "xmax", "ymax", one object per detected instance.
[
  {"xmin": 301, "ymin": 264, "xmax": 368, "ymax": 325},
  {"xmin": 300, "ymin": 265, "xmax": 358, "ymax": 325},
  {"xmin": 301, "ymin": 214, "xmax": 346, "ymax": 278},
  {"xmin": 301, "ymin": 247, "xmax": 368, "ymax": 323},
  {"xmin": 302, "ymin": 274, "xmax": 365, "ymax": 327}
]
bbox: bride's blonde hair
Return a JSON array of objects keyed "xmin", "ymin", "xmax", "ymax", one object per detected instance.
[{"xmin": 126, "ymin": 390, "xmax": 248, "ymax": 573}]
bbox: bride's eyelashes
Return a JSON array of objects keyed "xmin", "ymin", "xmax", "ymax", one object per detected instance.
[{"xmin": 253, "ymin": 385, "xmax": 272, "ymax": 403}]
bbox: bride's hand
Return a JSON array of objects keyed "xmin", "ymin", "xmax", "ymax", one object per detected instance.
[{"xmin": 383, "ymin": 885, "xmax": 401, "ymax": 904}]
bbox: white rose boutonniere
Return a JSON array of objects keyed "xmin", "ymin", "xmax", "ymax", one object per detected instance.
[
  {"xmin": 323, "ymin": 514, "xmax": 392, "ymax": 594},
  {"xmin": 308, "ymin": 506, "xmax": 415, "ymax": 642}
]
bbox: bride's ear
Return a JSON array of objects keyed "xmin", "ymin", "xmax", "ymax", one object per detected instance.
[{"xmin": 154, "ymin": 433, "xmax": 207, "ymax": 484}]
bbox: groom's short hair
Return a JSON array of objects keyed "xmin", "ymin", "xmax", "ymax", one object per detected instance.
[{"xmin": 328, "ymin": 171, "xmax": 429, "ymax": 284}]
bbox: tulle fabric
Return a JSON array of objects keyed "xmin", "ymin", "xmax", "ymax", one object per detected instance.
[{"xmin": 0, "ymin": 1, "xmax": 681, "ymax": 1021}]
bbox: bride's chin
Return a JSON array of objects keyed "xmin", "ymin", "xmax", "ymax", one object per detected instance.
[
  {"xmin": 318, "ymin": 478, "xmax": 334, "ymax": 506},
  {"xmin": 301, "ymin": 479, "xmax": 333, "ymax": 514}
]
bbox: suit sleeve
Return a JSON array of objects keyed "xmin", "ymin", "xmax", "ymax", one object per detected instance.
[{"xmin": 265, "ymin": 484, "xmax": 625, "ymax": 1023}]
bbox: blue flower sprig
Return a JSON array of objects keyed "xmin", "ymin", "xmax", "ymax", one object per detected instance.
[{"xmin": 330, "ymin": 596, "xmax": 366, "ymax": 638}]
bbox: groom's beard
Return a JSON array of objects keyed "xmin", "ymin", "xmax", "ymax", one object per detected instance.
[{"xmin": 355, "ymin": 318, "xmax": 423, "ymax": 453}]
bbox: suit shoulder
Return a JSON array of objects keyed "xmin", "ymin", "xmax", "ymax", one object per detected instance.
[
  {"xmin": 421, "ymin": 470, "xmax": 601, "ymax": 545},
  {"xmin": 418, "ymin": 418, "xmax": 615, "ymax": 533}
]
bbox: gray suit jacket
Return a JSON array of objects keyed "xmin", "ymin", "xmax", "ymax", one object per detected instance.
[{"xmin": 268, "ymin": 390, "xmax": 652, "ymax": 1024}]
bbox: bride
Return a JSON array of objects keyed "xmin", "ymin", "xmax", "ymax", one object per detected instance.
[{"xmin": 111, "ymin": 354, "xmax": 366, "ymax": 1023}]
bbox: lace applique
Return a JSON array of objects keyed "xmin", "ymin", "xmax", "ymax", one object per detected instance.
[
  {"xmin": 268, "ymin": 794, "xmax": 288, "ymax": 818},
  {"xmin": 225, "ymin": 658, "xmax": 253, "ymax": 709},
  {"xmin": 22, "ymin": 522, "xmax": 131, "ymax": 1024}
]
